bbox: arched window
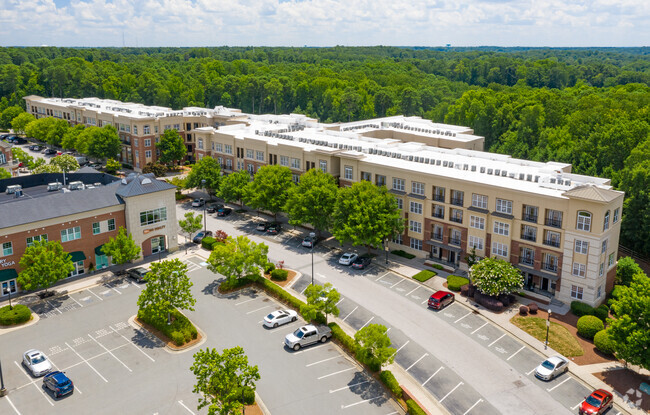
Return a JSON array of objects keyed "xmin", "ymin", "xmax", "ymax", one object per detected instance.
[
  {"xmin": 577, "ymin": 211, "xmax": 592, "ymax": 232},
  {"xmin": 603, "ymin": 210, "xmax": 610, "ymax": 231}
]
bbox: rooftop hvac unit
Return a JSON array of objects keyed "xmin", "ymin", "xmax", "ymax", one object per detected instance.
[
  {"xmin": 425, "ymin": 158, "xmax": 430, "ymax": 163},
  {"xmin": 501, "ymin": 170, "xmax": 507, "ymax": 177},
  {"xmin": 409, "ymin": 155, "xmax": 414, "ymax": 161},
  {"xmin": 471, "ymin": 165, "xmax": 477, "ymax": 171},
  {"xmin": 414, "ymin": 157, "xmax": 420, "ymax": 162},
  {"xmin": 535, "ymin": 176, "xmax": 540, "ymax": 183},
  {"xmin": 509, "ymin": 172, "xmax": 515, "ymax": 178},
  {"xmin": 480, "ymin": 167, "xmax": 486, "ymax": 173},
  {"xmin": 436, "ymin": 159, "xmax": 441, "ymax": 166},
  {"xmin": 495, "ymin": 169, "xmax": 500, "ymax": 176},
  {"xmin": 527, "ymin": 174, "xmax": 533, "ymax": 182},
  {"xmin": 557, "ymin": 179, "xmax": 563, "ymax": 185},
  {"xmin": 519, "ymin": 173, "xmax": 525, "ymax": 180},
  {"xmin": 443, "ymin": 161, "xmax": 449, "ymax": 167},
  {"xmin": 449, "ymin": 162, "xmax": 454, "ymax": 168},
  {"xmin": 463, "ymin": 164, "xmax": 468, "ymax": 170},
  {"xmin": 487, "ymin": 169, "xmax": 493, "ymax": 175},
  {"xmin": 550, "ymin": 178, "xmax": 556, "ymax": 184}
]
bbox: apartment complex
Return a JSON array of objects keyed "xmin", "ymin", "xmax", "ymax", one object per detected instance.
[{"xmin": 0, "ymin": 169, "xmax": 178, "ymax": 299}]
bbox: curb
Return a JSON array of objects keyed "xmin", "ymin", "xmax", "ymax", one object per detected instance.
[
  {"xmin": 0, "ymin": 312, "xmax": 40, "ymax": 335},
  {"xmin": 127, "ymin": 315, "xmax": 208, "ymax": 354}
]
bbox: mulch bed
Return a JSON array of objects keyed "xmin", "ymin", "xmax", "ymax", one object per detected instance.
[
  {"xmin": 262, "ymin": 269, "xmax": 298, "ymax": 288},
  {"xmin": 134, "ymin": 316, "xmax": 203, "ymax": 351},
  {"xmin": 595, "ymin": 368, "xmax": 649, "ymax": 412}
]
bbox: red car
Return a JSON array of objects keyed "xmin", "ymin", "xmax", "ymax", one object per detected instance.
[
  {"xmin": 428, "ymin": 290, "xmax": 455, "ymax": 309},
  {"xmin": 579, "ymin": 389, "xmax": 613, "ymax": 414}
]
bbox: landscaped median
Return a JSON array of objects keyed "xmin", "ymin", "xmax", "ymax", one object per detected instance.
[
  {"xmin": 135, "ymin": 308, "xmax": 201, "ymax": 349},
  {"xmin": 0, "ymin": 304, "xmax": 33, "ymax": 326}
]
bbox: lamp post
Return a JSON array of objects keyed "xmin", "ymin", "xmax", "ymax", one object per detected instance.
[
  {"xmin": 545, "ymin": 309, "xmax": 552, "ymax": 349},
  {"xmin": 201, "ymin": 179, "xmax": 207, "ymax": 233},
  {"xmin": 310, "ymin": 231, "xmax": 316, "ymax": 286},
  {"xmin": 384, "ymin": 238, "xmax": 389, "ymax": 264},
  {"xmin": 2, "ymin": 285, "xmax": 12, "ymax": 310},
  {"xmin": 0, "ymin": 357, "xmax": 6, "ymax": 397}
]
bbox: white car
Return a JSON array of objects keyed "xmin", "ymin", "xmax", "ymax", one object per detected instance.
[
  {"xmin": 338, "ymin": 252, "xmax": 358, "ymax": 266},
  {"xmin": 534, "ymin": 355, "xmax": 569, "ymax": 381},
  {"xmin": 191, "ymin": 198, "xmax": 205, "ymax": 207},
  {"xmin": 263, "ymin": 309, "xmax": 298, "ymax": 328},
  {"xmin": 23, "ymin": 349, "xmax": 52, "ymax": 377}
]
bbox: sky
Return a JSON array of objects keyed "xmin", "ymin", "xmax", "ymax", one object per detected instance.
[{"xmin": 0, "ymin": 0, "xmax": 647, "ymax": 47}]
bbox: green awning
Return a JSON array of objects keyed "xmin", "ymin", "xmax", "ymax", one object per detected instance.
[
  {"xmin": 70, "ymin": 251, "xmax": 86, "ymax": 262},
  {"xmin": 0, "ymin": 268, "xmax": 18, "ymax": 282},
  {"xmin": 94, "ymin": 245, "xmax": 105, "ymax": 256}
]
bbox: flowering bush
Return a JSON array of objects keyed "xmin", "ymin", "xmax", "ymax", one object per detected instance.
[{"xmin": 470, "ymin": 257, "xmax": 524, "ymax": 297}]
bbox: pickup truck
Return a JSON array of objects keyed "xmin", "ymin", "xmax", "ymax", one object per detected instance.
[{"xmin": 284, "ymin": 324, "xmax": 332, "ymax": 351}]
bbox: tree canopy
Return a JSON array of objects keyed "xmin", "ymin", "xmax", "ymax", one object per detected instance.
[
  {"xmin": 285, "ymin": 169, "xmax": 338, "ymax": 237},
  {"xmin": 100, "ymin": 226, "xmax": 141, "ymax": 274},
  {"xmin": 301, "ymin": 282, "xmax": 340, "ymax": 324},
  {"xmin": 137, "ymin": 259, "xmax": 195, "ymax": 325},
  {"xmin": 88, "ymin": 125, "xmax": 121, "ymax": 160},
  {"xmin": 185, "ymin": 156, "xmax": 221, "ymax": 199},
  {"xmin": 354, "ymin": 324, "xmax": 395, "ymax": 370},
  {"xmin": 218, "ymin": 170, "xmax": 250, "ymax": 206},
  {"xmin": 158, "ymin": 129, "xmax": 186, "ymax": 165},
  {"xmin": 178, "ymin": 212, "xmax": 203, "ymax": 252},
  {"xmin": 50, "ymin": 154, "xmax": 80, "ymax": 172},
  {"xmin": 17, "ymin": 240, "xmax": 75, "ymax": 293},
  {"xmin": 244, "ymin": 165, "xmax": 293, "ymax": 219},
  {"xmin": 207, "ymin": 235, "xmax": 269, "ymax": 282},
  {"xmin": 470, "ymin": 257, "xmax": 524, "ymax": 296}
]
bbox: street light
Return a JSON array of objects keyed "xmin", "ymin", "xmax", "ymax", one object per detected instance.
[
  {"xmin": 310, "ymin": 231, "xmax": 316, "ymax": 286},
  {"xmin": 0, "ymin": 357, "xmax": 6, "ymax": 397},
  {"xmin": 384, "ymin": 237, "xmax": 389, "ymax": 264},
  {"xmin": 2, "ymin": 285, "xmax": 12, "ymax": 310},
  {"xmin": 201, "ymin": 179, "xmax": 207, "ymax": 233},
  {"xmin": 545, "ymin": 308, "xmax": 552, "ymax": 349}
]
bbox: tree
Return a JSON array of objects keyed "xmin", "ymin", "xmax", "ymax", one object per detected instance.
[
  {"xmin": 50, "ymin": 154, "xmax": 80, "ymax": 172},
  {"xmin": 158, "ymin": 129, "xmax": 186, "ymax": 166},
  {"xmin": 354, "ymin": 324, "xmax": 395, "ymax": 370},
  {"xmin": 0, "ymin": 168, "xmax": 10, "ymax": 179},
  {"xmin": 88, "ymin": 125, "xmax": 121, "ymax": 160},
  {"xmin": 179, "ymin": 212, "xmax": 203, "ymax": 252},
  {"xmin": 207, "ymin": 235, "xmax": 269, "ymax": 283},
  {"xmin": 25, "ymin": 117, "xmax": 69, "ymax": 147},
  {"xmin": 332, "ymin": 181, "xmax": 404, "ymax": 253},
  {"xmin": 61, "ymin": 124, "xmax": 86, "ymax": 150},
  {"xmin": 0, "ymin": 106, "xmax": 23, "ymax": 129},
  {"xmin": 607, "ymin": 273, "xmax": 650, "ymax": 370},
  {"xmin": 185, "ymin": 156, "xmax": 221, "ymax": 199},
  {"xmin": 137, "ymin": 259, "xmax": 195, "ymax": 325},
  {"xmin": 219, "ymin": 170, "xmax": 250, "ymax": 206},
  {"xmin": 17, "ymin": 240, "xmax": 75, "ymax": 294},
  {"xmin": 340, "ymin": 88, "xmax": 362, "ymax": 122},
  {"xmin": 284, "ymin": 169, "xmax": 338, "ymax": 237},
  {"xmin": 11, "ymin": 147, "xmax": 33, "ymax": 166},
  {"xmin": 11, "ymin": 112, "xmax": 35, "ymax": 135},
  {"xmin": 142, "ymin": 162, "xmax": 167, "ymax": 177},
  {"xmin": 31, "ymin": 163, "xmax": 61, "ymax": 173},
  {"xmin": 301, "ymin": 283, "xmax": 340, "ymax": 324},
  {"xmin": 105, "ymin": 158, "xmax": 121, "ymax": 175},
  {"xmin": 244, "ymin": 165, "xmax": 293, "ymax": 220},
  {"xmin": 465, "ymin": 247, "xmax": 479, "ymax": 268},
  {"xmin": 190, "ymin": 346, "xmax": 260, "ymax": 415},
  {"xmin": 615, "ymin": 256, "xmax": 644, "ymax": 286},
  {"xmin": 470, "ymin": 257, "xmax": 524, "ymax": 296},
  {"xmin": 101, "ymin": 226, "xmax": 141, "ymax": 275}
]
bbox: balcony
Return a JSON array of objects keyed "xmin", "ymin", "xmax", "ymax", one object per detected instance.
[
  {"xmin": 521, "ymin": 233, "xmax": 537, "ymax": 242},
  {"xmin": 431, "ymin": 233, "xmax": 443, "ymax": 241},
  {"xmin": 433, "ymin": 194, "xmax": 445, "ymax": 203},
  {"xmin": 449, "ymin": 237, "xmax": 461, "ymax": 246},
  {"xmin": 519, "ymin": 257, "xmax": 535, "ymax": 267},
  {"xmin": 450, "ymin": 198, "xmax": 464, "ymax": 207},
  {"xmin": 450, "ymin": 216, "xmax": 462, "ymax": 224},
  {"xmin": 523, "ymin": 214, "xmax": 538, "ymax": 223},
  {"xmin": 541, "ymin": 262, "xmax": 558, "ymax": 272},
  {"xmin": 432, "ymin": 211, "xmax": 444, "ymax": 219},
  {"xmin": 545, "ymin": 218, "xmax": 562, "ymax": 228},
  {"xmin": 543, "ymin": 239, "xmax": 561, "ymax": 248}
]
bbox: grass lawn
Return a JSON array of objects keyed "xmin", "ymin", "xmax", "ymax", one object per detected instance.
[
  {"xmin": 511, "ymin": 316, "xmax": 584, "ymax": 357},
  {"xmin": 412, "ymin": 270, "xmax": 437, "ymax": 282}
]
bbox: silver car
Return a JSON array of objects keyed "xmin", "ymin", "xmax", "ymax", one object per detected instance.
[
  {"xmin": 23, "ymin": 349, "xmax": 52, "ymax": 377},
  {"xmin": 534, "ymin": 355, "xmax": 569, "ymax": 381},
  {"xmin": 338, "ymin": 252, "xmax": 358, "ymax": 266}
]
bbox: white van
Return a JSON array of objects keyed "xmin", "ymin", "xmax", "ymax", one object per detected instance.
[
  {"xmin": 47, "ymin": 182, "xmax": 63, "ymax": 191},
  {"xmin": 68, "ymin": 181, "xmax": 85, "ymax": 191},
  {"xmin": 5, "ymin": 184, "xmax": 22, "ymax": 194}
]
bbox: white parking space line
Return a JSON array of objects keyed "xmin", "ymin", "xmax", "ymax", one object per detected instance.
[
  {"xmin": 391, "ymin": 340, "xmax": 410, "ymax": 358},
  {"xmin": 246, "ymin": 305, "xmax": 271, "ymax": 315},
  {"xmin": 341, "ymin": 306, "xmax": 358, "ymax": 322},
  {"xmin": 422, "ymin": 367, "xmax": 444, "ymax": 386},
  {"xmin": 317, "ymin": 367, "xmax": 356, "ymax": 380},
  {"xmin": 87, "ymin": 289, "xmax": 104, "ymax": 301},
  {"xmin": 454, "ymin": 311, "xmax": 472, "ymax": 323},
  {"xmin": 45, "ymin": 300, "xmax": 63, "ymax": 314},
  {"xmin": 64, "ymin": 341, "xmax": 108, "ymax": 383},
  {"xmin": 421, "ymin": 298, "xmax": 429, "ymax": 304},
  {"xmin": 405, "ymin": 286, "xmax": 421, "ymax": 297},
  {"xmin": 376, "ymin": 272, "xmax": 390, "ymax": 281},
  {"xmin": 389, "ymin": 279, "xmax": 405, "ymax": 289},
  {"xmin": 526, "ymin": 367, "xmax": 537, "ymax": 375},
  {"xmin": 110, "ymin": 285, "xmax": 122, "ymax": 294},
  {"xmin": 359, "ymin": 316, "xmax": 374, "ymax": 329},
  {"xmin": 405, "ymin": 353, "xmax": 429, "ymax": 372},
  {"xmin": 488, "ymin": 333, "xmax": 506, "ymax": 347},
  {"xmin": 316, "ymin": 273, "xmax": 327, "ymax": 279},
  {"xmin": 507, "ymin": 345, "xmax": 526, "ymax": 361},
  {"xmin": 341, "ymin": 396, "xmax": 382, "ymax": 409},
  {"xmin": 4, "ymin": 396, "xmax": 22, "ymax": 415},
  {"xmin": 88, "ymin": 333, "xmax": 132, "ymax": 372},
  {"xmin": 571, "ymin": 400, "xmax": 585, "ymax": 410},
  {"xmin": 471, "ymin": 322, "xmax": 488, "ymax": 334},
  {"xmin": 336, "ymin": 298, "xmax": 345, "ymax": 306},
  {"xmin": 68, "ymin": 295, "xmax": 84, "ymax": 308},
  {"xmin": 300, "ymin": 285, "xmax": 309, "ymax": 295},
  {"xmin": 546, "ymin": 377, "xmax": 571, "ymax": 392},
  {"xmin": 439, "ymin": 381, "xmax": 464, "ymax": 402},
  {"xmin": 361, "ymin": 266, "xmax": 376, "ymax": 275},
  {"xmin": 463, "ymin": 398, "xmax": 484, "ymax": 415},
  {"xmin": 306, "ymin": 356, "xmax": 340, "ymax": 367},
  {"xmin": 177, "ymin": 400, "xmax": 196, "ymax": 414},
  {"xmin": 110, "ymin": 326, "xmax": 155, "ymax": 362},
  {"xmin": 235, "ymin": 298, "xmax": 256, "ymax": 306},
  {"xmin": 13, "ymin": 361, "xmax": 54, "ymax": 406},
  {"xmin": 330, "ymin": 380, "xmax": 371, "ymax": 393},
  {"xmin": 292, "ymin": 344, "xmax": 329, "ymax": 355}
]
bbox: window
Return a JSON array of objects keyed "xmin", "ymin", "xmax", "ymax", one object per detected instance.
[
  {"xmin": 613, "ymin": 208, "xmax": 619, "ymax": 223},
  {"xmin": 292, "ymin": 174, "xmax": 300, "ymax": 184},
  {"xmin": 523, "ymin": 205, "xmax": 539, "ymax": 222},
  {"xmin": 433, "ymin": 186, "xmax": 445, "ymax": 202},
  {"xmin": 409, "ymin": 220, "xmax": 422, "ymax": 233},
  {"xmin": 108, "ymin": 218, "xmax": 115, "ymax": 231},
  {"xmin": 247, "ymin": 164, "xmax": 255, "ymax": 174},
  {"xmin": 468, "ymin": 235, "xmax": 484, "ymax": 250},
  {"xmin": 410, "ymin": 238, "xmax": 422, "ymax": 250},
  {"xmin": 603, "ymin": 211, "xmax": 610, "ymax": 231},
  {"xmin": 144, "ymin": 139, "xmax": 151, "ymax": 147},
  {"xmin": 577, "ymin": 211, "xmax": 592, "ymax": 232},
  {"xmin": 375, "ymin": 174, "xmax": 386, "ymax": 187},
  {"xmin": 450, "ymin": 190, "xmax": 464, "ymax": 206},
  {"xmin": 226, "ymin": 159, "xmax": 232, "ymax": 169},
  {"xmin": 291, "ymin": 158, "xmax": 301, "ymax": 169},
  {"xmin": 1, "ymin": 280, "xmax": 17, "ymax": 296},
  {"xmin": 492, "ymin": 242, "xmax": 508, "ymax": 257},
  {"xmin": 470, "ymin": 216, "xmax": 485, "ymax": 230},
  {"xmin": 144, "ymin": 125, "xmax": 150, "ymax": 134},
  {"xmin": 543, "ymin": 254, "xmax": 558, "ymax": 272},
  {"xmin": 432, "ymin": 204, "xmax": 444, "ymax": 219},
  {"xmin": 198, "ymin": 138, "xmax": 204, "ymax": 150},
  {"xmin": 608, "ymin": 253, "xmax": 615, "ymax": 267},
  {"xmin": 411, "ymin": 182, "xmax": 425, "ymax": 196},
  {"xmin": 597, "ymin": 286, "xmax": 602, "ymax": 298},
  {"xmin": 26, "ymin": 234, "xmax": 47, "ymax": 247},
  {"xmin": 344, "ymin": 166, "xmax": 353, "ymax": 180},
  {"xmin": 393, "ymin": 178, "xmax": 405, "ymax": 192},
  {"xmin": 472, "ymin": 194, "xmax": 488, "ymax": 209},
  {"xmin": 544, "ymin": 230, "xmax": 561, "ymax": 247},
  {"xmin": 392, "ymin": 234, "xmax": 403, "ymax": 245},
  {"xmin": 92, "ymin": 222, "xmax": 101, "ymax": 235},
  {"xmin": 599, "ymin": 263, "xmax": 604, "ymax": 276},
  {"xmin": 133, "ymin": 138, "xmax": 139, "ymax": 147},
  {"xmin": 410, "ymin": 202, "xmax": 422, "ymax": 215},
  {"xmin": 246, "ymin": 149, "xmax": 254, "ymax": 159},
  {"xmin": 224, "ymin": 144, "xmax": 233, "ymax": 155},
  {"xmin": 61, "ymin": 227, "xmax": 81, "ymax": 242},
  {"xmin": 450, "ymin": 229, "xmax": 462, "ymax": 245},
  {"xmin": 450, "ymin": 208, "xmax": 463, "ymax": 224},
  {"xmin": 520, "ymin": 247, "xmax": 535, "ymax": 265},
  {"xmin": 545, "ymin": 209, "xmax": 563, "ymax": 228},
  {"xmin": 2, "ymin": 242, "xmax": 12, "ymax": 256},
  {"xmin": 361, "ymin": 171, "xmax": 371, "ymax": 181},
  {"xmin": 493, "ymin": 221, "xmax": 509, "ymax": 236},
  {"xmin": 319, "ymin": 160, "xmax": 327, "ymax": 173},
  {"xmin": 570, "ymin": 285, "xmax": 583, "ymax": 300},
  {"xmin": 575, "ymin": 240, "xmax": 589, "ymax": 254},
  {"xmin": 256, "ymin": 151, "xmax": 265, "ymax": 161},
  {"xmin": 572, "ymin": 263, "xmax": 586, "ymax": 277},
  {"xmin": 280, "ymin": 156, "xmax": 289, "ymax": 167},
  {"xmin": 216, "ymin": 143, "xmax": 223, "ymax": 152},
  {"xmin": 521, "ymin": 225, "xmax": 537, "ymax": 241},
  {"xmin": 173, "ymin": 123, "xmax": 180, "ymax": 131},
  {"xmin": 496, "ymin": 199, "xmax": 513, "ymax": 215},
  {"xmin": 140, "ymin": 207, "xmax": 167, "ymax": 226},
  {"xmin": 133, "ymin": 126, "xmax": 138, "ymax": 135},
  {"xmin": 143, "ymin": 149, "xmax": 151, "ymax": 158},
  {"xmin": 70, "ymin": 260, "xmax": 84, "ymax": 277},
  {"xmin": 396, "ymin": 198, "xmax": 403, "ymax": 210},
  {"xmin": 601, "ymin": 239, "xmax": 608, "ymax": 254}
]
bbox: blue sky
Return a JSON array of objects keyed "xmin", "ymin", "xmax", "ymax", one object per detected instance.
[{"xmin": 0, "ymin": 0, "xmax": 647, "ymax": 47}]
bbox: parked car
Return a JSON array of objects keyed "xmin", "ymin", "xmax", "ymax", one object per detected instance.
[
  {"xmin": 29, "ymin": 144, "xmax": 42, "ymax": 151},
  {"xmin": 351, "ymin": 254, "xmax": 372, "ymax": 270},
  {"xmin": 428, "ymin": 291, "xmax": 455, "ymax": 310},
  {"xmin": 206, "ymin": 203, "xmax": 223, "ymax": 213},
  {"xmin": 216, "ymin": 207, "xmax": 232, "ymax": 217},
  {"xmin": 74, "ymin": 156, "xmax": 89, "ymax": 166},
  {"xmin": 579, "ymin": 389, "xmax": 613, "ymax": 414},
  {"xmin": 263, "ymin": 309, "xmax": 298, "ymax": 328},
  {"xmin": 284, "ymin": 324, "xmax": 332, "ymax": 351},
  {"xmin": 126, "ymin": 267, "xmax": 150, "ymax": 283},
  {"xmin": 534, "ymin": 356, "xmax": 569, "ymax": 381},
  {"xmin": 193, "ymin": 230, "xmax": 213, "ymax": 243},
  {"xmin": 338, "ymin": 252, "xmax": 358, "ymax": 266},
  {"xmin": 22, "ymin": 349, "xmax": 52, "ymax": 377},
  {"xmin": 43, "ymin": 148, "xmax": 57, "ymax": 155},
  {"xmin": 11, "ymin": 137, "xmax": 27, "ymax": 144},
  {"xmin": 301, "ymin": 235, "xmax": 318, "ymax": 248},
  {"xmin": 266, "ymin": 222, "xmax": 281, "ymax": 235},
  {"xmin": 256, "ymin": 222, "xmax": 271, "ymax": 231},
  {"xmin": 43, "ymin": 371, "xmax": 74, "ymax": 398},
  {"xmin": 191, "ymin": 198, "xmax": 205, "ymax": 207}
]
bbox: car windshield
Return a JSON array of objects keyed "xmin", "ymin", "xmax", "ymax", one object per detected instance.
[
  {"xmin": 293, "ymin": 329, "xmax": 305, "ymax": 338},
  {"xmin": 541, "ymin": 360, "xmax": 555, "ymax": 370},
  {"xmin": 32, "ymin": 355, "xmax": 46, "ymax": 364},
  {"xmin": 585, "ymin": 395, "xmax": 602, "ymax": 407},
  {"xmin": 266, "ymin": 313, "xmax": 275, "ymax": 319}
]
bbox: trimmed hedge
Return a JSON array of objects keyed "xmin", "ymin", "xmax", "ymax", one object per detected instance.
[
  {"xmin": 447, "ymin": 275, "xmax": 470, "ymax": 291},
  {"xmin": 270, "ymin": 269, "xmax": 289, "ymax": 281},
  {"xmin": 0, "ymin": 304, "xmax": 32, "ymax": 325},
  {"xmin": 328, "ymin": 322, "xmax": 357, "ymax": 355},
  {"xmin": 594, "ymin": 329, "xmax": 616, "ymax": 355},
  {"xmin": 519, "ymin": 305, "xmax": 529, "ymax": 315},
  {"xmin": 219, "ymin": 277, "xmax": 252, "ymax": 292},
  {"xmin": 201, "ymin": 236, "xmax": 216, "ymax": 250},
  {"xmin": 138, "ymin": 308, "xmax": 198, "ymax": 346},
  {"xmin": 406, "ymin": 399, "xmax": 427, "ymax": 415},
  {"xmin": 593, "ymin": 305, "xmax": 609, "ymax": 322},
  {"xmin": 412, "ymin": 270, "xmax": 436, "ymax": 282},
  {"xmin": 571, "ymin": 301, "xmax": 594, "ymax": 317},
  {"xmin": 473, "ymin": 291, "xmax": 505, "ymax": 311},
  {"xmin": 264, "ymin": 262, "xmax": 276, "ymax": 274},
  {"xmin": 391, "ymin": 250, "xmax": 416, "ymax": 259},
  {"xmin": 430, "ymin": 263, "xmax": 444, "ymax": 270},
  {"xmin": 576, "ymin": 315, "xmax": 604, "ymax": 340},
  {"xmin": 258, "ymin": 278, "xmax": 306, "ymax": 312},
  {"xmin": 379, "ymin": 370, "xmax": 402, "ymax": 399}
]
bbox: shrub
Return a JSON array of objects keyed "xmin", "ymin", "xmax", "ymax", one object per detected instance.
[
  {"xmin": 379, "ymin": 370, "xmax": 402, "ymax": 399},
  {"xmin": 412, "ymin": 270, "xmax": 436, "ymax": 282},
  {"xmin": 270, "ymin": 269, "xmax": 289, "ymax": 281},
  {"xmin": 258, "ymin": 278, "xmax": 306, "ymax": 311},
  {"xmin": 0, "ymin": 304, "xmax": 32, "ymax": 325},
  {"xmin": 577, "ymin": 315, "xmax": 604, "ymax": 340},
  {"xmin": 498, "ymin": 294, "xmax": 511, "ymax": 306},
  {"xmin": 431, "ymin": 263, "xmax": 444, "ymax": 270},
  {"xmin": 142, "ymin": 162, "xmax": 167, "ymax": 177},
  {"xmin": 571, "ymin": 301, "xmax": 594, "ymax": 317},
  {"xmin": 236, "ymin": 386, "xmax": 255, "ymax": 404},
  {"xmin": 406, "ymin": 399, "xmax": 427, "ymax": 415},
  {"xmin": 356, "ymin": 350, "xmax": 382, "ymax": 372},
  {"xmin": 609, "ymin": 285, "xmax": 624, "ymax": 300},
  {"xmin": 594, "ymin": 329, "xmax": 616, "ymax": 355},
  {"xmin": 170, "ymin": 331, "xmax": 185, "ymax": 346},
  {"xmin": 519, "ymin": 306, "xmax": 529, "ymax": 315},
  {"xmin": 213, "ymin": 230, "xmax": 228, "ymax": 243},
  {"xmin": 447, "ymin": 275, "xmax": 470, "ymax": 291},
  {"xmin": 138, "ymin": 308, "xmax": 198, "ymax": 346},
  {"xmin": 264, "ymin": 262, "xmax": 276, "ymax": 274},
  {"xmin": 122, "ymin": 163, "xmax": 133, "ymax": 170},
  {"xmin": 593, "ymin": 305, "xmax": 609, "ymax": 322},
  {"xmin": 328, "ymin": 322, "xmax": 357, "ymax": 354},
  {"xmin": 528, "ymin": 303, "xmax": 538, "ymax": 314},
  {"xmin": 474, "ymin": 291, "xmax": 504, "ymax": 312},
  {"xmin": 201, "ymin": 236, "xmax": 216, "ymax": 250},
  {"xmin": 391, "ymin": 250, "xmax": 415, "ymax": 259},
  {"xmin": 219, "ymin": 277, "xmax": 251, "ymax": 292},
  {"xmin": 460, "ymin": 285, "xmax": 469, "ymax": 297}
]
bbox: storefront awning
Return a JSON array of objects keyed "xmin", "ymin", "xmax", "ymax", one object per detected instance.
[
  {"xmin": 70, "ymin": 251, "xmax": 87, "ymax": 262},
  {"xmin": 94, "ymin": 245, "xmax": 105, "ymax": 256},
  {"xmin": 0, "ymin": 268, "xmax": 18, "ymax": 282}
]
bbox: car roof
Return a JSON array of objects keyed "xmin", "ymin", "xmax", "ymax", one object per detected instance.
[
  {"xmin": 546, "ymin": 356, "xmax": 567, "ymax": 364},
  {"xmin": 133, "ymin": 267, "xmax": 149, "ymax": 272},
  {"xmin": 25, "ymin": 349, "xmax": 43, "ymax": 357},
  {"xmin": 591, "ymin": 389, "xmax": 612, "ymax": 399},
  {"xmin": 430, "ymin": 291, "xmax": 452, "ymax": 299},
  {"xmin": 49, "ymin": 371, "xmax": 69, "ymax": 382}
]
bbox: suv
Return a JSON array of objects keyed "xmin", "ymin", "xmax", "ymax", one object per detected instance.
[
  {"xmin": 127, "ymin": 267, "xmax": 150, "ymax": 283},
  {"xmin": 351, "ymin": 254, "xmax": 372, "ymax": 270},
  {"xmin": 191, "ymin": 198, "xmax": 205, "ymax": 207},
  {"xmin": 266, "ymin": 222, "xmax": 281, "ymax": 235},
  {"xmin": 428, "ymin": 291, "xmax": 455, "ymax": 309},
  {"xmin": 206, "ymin": 203, "xmax": 223, "ymax": 213},
  {"xmin": 43, "ymin": 371, "xmax": 74, "ymax": 398}
]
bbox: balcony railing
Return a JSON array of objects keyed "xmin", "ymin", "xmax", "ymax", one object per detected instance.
[
  {"xmin": 450, "ymin": 216, "xmax": 462, "ymax": 224},
  {"xmin": 450, "ymin": 198, "xmax": 464, "ymax": 207},
  {"xmin": 519, "ymin": 257, "xmax": 535, "ymax": 266},
  {"xmin": 545, "ymin": 218, "xmax": 562, "ymax": 228},
  {"xmin": 433, "ymin": 194, "xmax": 445, "ymax": 203},
  {"xmin": 523, "ymin": 214, "xmax": 538, "ymax": 223},
  {"xmin": 521, "ymin": 233, "xmax": 537, "ymax": 242},
  {"xmin": 449, "ymin": 237, "xmax": 461, "ymax": 246},
  {"xmin": 541, "ymin": 262, "xmax": 558, "ymax": 272},
  {"xmin": 543, "ymin": 239, "xmax": 561, "ymax": 248},
  {"xmin": 432, "ymin": 233, "xmax": 443, "ymax": 241},
  {"xmin": 432, "ymin": 212, "xmax": 444, "ymax": 219}
]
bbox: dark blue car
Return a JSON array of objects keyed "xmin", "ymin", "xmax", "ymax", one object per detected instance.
[{"xmin": 43, "ymin": 371, "xmax": 74, "ymax": 398}]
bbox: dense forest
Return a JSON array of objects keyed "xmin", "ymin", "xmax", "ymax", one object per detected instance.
[{"xmin": 1, "ymin": 46, "xmax": 649, "ymax": 256}]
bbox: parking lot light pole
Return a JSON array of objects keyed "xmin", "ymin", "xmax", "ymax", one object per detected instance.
[
  {"xmin": 385, "ymin": 238, "xmax": 389, "ymax": 264},
  {"xmin": 201, "ymin": 179, "xmax": 207, "ymax": 233},
  {"xmin": 310, "ymin": 231, "xmax": 316, "ymax": 286},
  {"xmin": 0, "ymin": 357, "xmax": 6, "ymax": 397},
  {"xmin": 545, "ymin": 309, "xmax": 552, "ymax": 349},
  {"xmin": 3, "ymin": 286, "xmax": 12, "ymax": 310}
]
